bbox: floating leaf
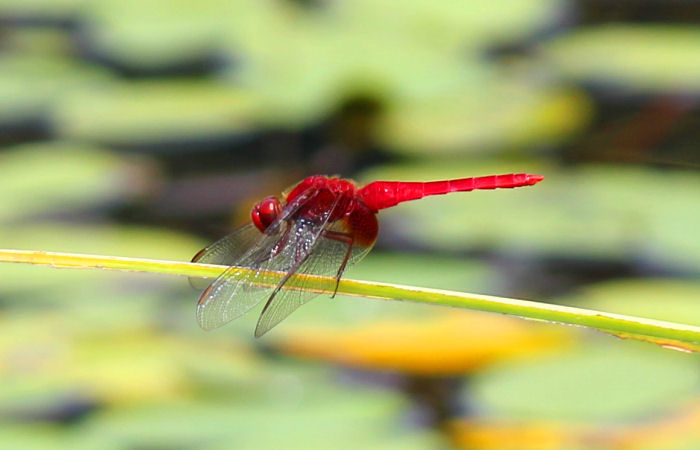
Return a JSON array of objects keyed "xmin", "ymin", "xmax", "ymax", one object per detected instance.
[
  {"xmin": 568, "ymin": 279, "xmax": 700, "ymax": 326},
  {"xmin": 274, "ymin": 310, "xmax": 570, "ymax": 375},
  {"xmin": 54, "ymin": 80, "xmax": 258, "ymax": 146},
  {"xmin": 0, "ymin": 0, "xmax": 82, "ymax": 22},
  {"xmin": 79, "ymin": 389, "xmax": 429, "ymax": 449},
  {"xmin": 379, "ymin": 86, "xmax": 591, "ymax": 156},
  {"xmin": 0, "ymin": 55, "xmax": 112, "ymax": 124},
  {"xmin": 79, "ymin": 0, "xmax": 229, "ymax": 72},
  {"xmin": 472, "ymin": 341, "xmax": 700, "ymax": 422},
  {"xmin": 0, "ymin": 143, "xmax": 145, "ymax": 223},
  {"xmin": 541, "ymin": 25, "xmax": 700, "ymax": 92}
]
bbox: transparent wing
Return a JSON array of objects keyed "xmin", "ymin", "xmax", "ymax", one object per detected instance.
[
  {"xmin": 196, "ymin": 186, "xmax": 322, "ymax": 331},
  {"xmin": 195, "ymin": 227, "xmax": 288, "ymax": 330},
  {"xmin": 254, "ymin": 219, "xmax": 375, "ymax": 337},
  {"xmin": 189, "ymin": 224, "xmax": 262, "ymax": 289}
]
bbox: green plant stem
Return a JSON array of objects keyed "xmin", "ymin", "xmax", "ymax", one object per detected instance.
[{"xmin": 1, "ymin": 248, "xmax": 699, "ymax": 351}]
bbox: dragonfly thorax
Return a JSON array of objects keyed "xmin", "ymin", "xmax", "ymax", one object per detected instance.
[{"xmin": 286, "ymin": 176, "xmax": 357, "ymax": 224}]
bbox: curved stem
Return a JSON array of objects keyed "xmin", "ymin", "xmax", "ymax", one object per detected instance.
[{"xmin": 1, "ymin": 248, "xmax": 699, "ymax": 352}]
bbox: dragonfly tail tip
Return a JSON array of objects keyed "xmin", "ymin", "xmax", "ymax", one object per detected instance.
[{"xmin": 526, "ymin": 174, "xmax": 544, "ymax": 185}]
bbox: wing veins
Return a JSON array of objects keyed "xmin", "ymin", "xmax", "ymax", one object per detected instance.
[
  {"xmin": 254, "ymin": 194, "xmax": 345, "ymax": 337},
  {"xmin": 195, "ymin": 185, "xmax": 321, "ymax": 330}
]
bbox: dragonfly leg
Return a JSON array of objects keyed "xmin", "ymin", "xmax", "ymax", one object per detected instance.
[{"xmin": 322, "ymin": 230, "xmax": 354, "ymax": 298}]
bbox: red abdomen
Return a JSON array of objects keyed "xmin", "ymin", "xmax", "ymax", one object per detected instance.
[{"xmin": 356, "ymin": 173, "xmax": 543, "ymax": 211}]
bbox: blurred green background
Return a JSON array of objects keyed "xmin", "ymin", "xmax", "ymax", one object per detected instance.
[{"xmin": 0, "ymin": 0, "xmax": 699, "ymax": 448}]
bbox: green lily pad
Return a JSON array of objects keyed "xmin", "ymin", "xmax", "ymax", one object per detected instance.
[
  {"xmin": 0, "ymin": 310, "xmax": 269, "ymax": 407},
  {"xmin": 54, "ymin": 80, "xmax": 258, "ymax": 145},
  {"xmin": 79, "ymin": 0, "xmax": 230, "ymax": 71},
  {"xmin": 222, "ymin": 0, "xmax": 573, "ymax": 127},
  {"xmin": 472, "ymin": 340, "xmax": 700, "ymax": 422},
  {"xmin": 0, "ymin": 142, "xmax": 143, "ymax": 222},
  {"xmin": 541, "ymin": 25, "xmax": 700, "ymax": 92},
  {"xmin": 0, "ymin": 55, "xmax": 112, "ymax": 124},
  {"xmin": 345, "ymin": 251, "xmax": 494, "ymax": 291},
  {"xmin": 81, "ymin": 386, "xmax": 432, "ymax": 449},
  {"xmin": 0, "ymin": 316, "xmax": 406, "ymax": 446},
  {"xmin": 226, "ymin": 16, "xmax": 432, "ymax": 126},
  {"xmin": 379, "ymin": 84, "xmax": 590, "ymax": 155},
  {"xmin": 1, "ymin": 28, "xmax": 74, "ymax": 57},
  {"xmin": 0, "ymin": 424, "xmax": 95, "ymax": 450},
  {"xmin": 1, "ymin": 223, "xmax": 203, "ymax": 261},
  {"xmin": 336, "ymin": 0, "xmax": 563, "ymax": 52},
  {"xmin": 0, "ymin": 0, "xmax": 81, "ymax": 21},
  {"xmin": 563, "ymin": 279, "xmax": 700, "ymax": 327}
]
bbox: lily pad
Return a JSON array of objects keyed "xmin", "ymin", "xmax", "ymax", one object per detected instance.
[
  {"xmin": 0, "ymin": 0, "xmax": 81, "ymax": 23},
  {"xmin": 0, "ymin": 424, "xmax": 94, "ymax": 450},
  {"xmin": 0, "ymin": 55, "xmax": 112, "ymax": 124},
  {"xmin": 274, "ymin": 309, "xmax": 570, "ymax": 376},
  {"xmin": 563, "ymin": 279, "xmax": 700, "ymax": 327},
  {"xmin": 541, "ymin": 25, "xmax": 700, "ymax": 92},
  {"xmin": 53, "ymin": 80, "xmax": 259, "ymax": 146},
  {"xmin": 378, "ymin": 84, "xmax": 590, "ymax": 156},
  {"xmin": 0, "ymin": 142, "xmax": 145, "ymax": 223},
  {"xmin": 80, "ymin": 387, "xmax": 432, "ymax": 449},
  {"xmin": 336, "ymin": 0, "xmax": 564, "ymax": 52},
  {"xmin": 78, "ymin": 0, "xmax": 230, "ymax": 74},
  {"xmin": 1, "ymin": 28, "xmax": 74, "ymax": 57},
  {"xmin": 345, "ymin": 251, "xmax": 495, "ymax": 291},
  {"xmin": 0, "ymin": 310, "xmax": 267, "ymax": 407},
  {"xmin": 472, "ymin": 340, "xmax": 700, "ymax": 422},
  {"xmin": 222, "ymin": 0, "xmax": 574, "ymax": 128}
]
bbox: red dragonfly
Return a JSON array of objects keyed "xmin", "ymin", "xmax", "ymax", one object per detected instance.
[{"xmin": 192, "ymin": 173, "xmax": 543, "ymax": 337}]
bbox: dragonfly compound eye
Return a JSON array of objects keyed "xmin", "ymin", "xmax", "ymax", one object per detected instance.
[{"xmin": 252, "ymin": 196, "xmax": 282, "ymax": 232}]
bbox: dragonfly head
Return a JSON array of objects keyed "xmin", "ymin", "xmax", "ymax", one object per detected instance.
[{"xmin": 252, "ymin": 196, "xmax": 282, "ymax": 232}]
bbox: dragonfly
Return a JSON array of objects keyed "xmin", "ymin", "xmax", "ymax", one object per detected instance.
[{"xmin": 192, "ymin": 172, "xmax": 544, "ymax": 337}]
